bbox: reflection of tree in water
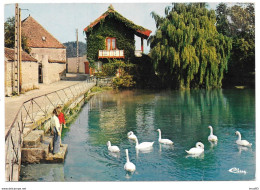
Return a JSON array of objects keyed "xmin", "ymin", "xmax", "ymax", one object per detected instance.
[
  {"xmin": 88, "ymin": 90, "xmax": 158, "ymax": 145},
  {"xmin": 152, "ymin": 89, "xmax": 255, "ymax": 174}
]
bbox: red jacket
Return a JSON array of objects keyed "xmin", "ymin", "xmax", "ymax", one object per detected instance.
[{"xmin": 58, "ymin": 112, "xmax": 66, "ymax": 124}]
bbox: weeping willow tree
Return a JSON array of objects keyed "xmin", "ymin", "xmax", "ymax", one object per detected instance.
[{"xmin": 149, "ymin": 3, "xmax": 232, "ymax": 89}]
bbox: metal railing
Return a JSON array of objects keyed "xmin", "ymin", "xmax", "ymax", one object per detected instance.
[{"xmin": 5, "ymin": 77, "xmax": 96, "ymax": 181}]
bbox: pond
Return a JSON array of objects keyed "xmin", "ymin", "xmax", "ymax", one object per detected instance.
[{"xmin": 20, "ymin": 89, "xmax": 255, "ymax": 181}]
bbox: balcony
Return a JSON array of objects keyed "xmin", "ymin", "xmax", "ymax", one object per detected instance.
[{"xmin": 98, "ymin": 50, "xmax": 124, "ymax": 59}]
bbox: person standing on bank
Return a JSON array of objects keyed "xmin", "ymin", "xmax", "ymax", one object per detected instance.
[
  {"xmin": 57, "ymin": 105, "xmax": 67, "ymax": 147},
  {"xmin": 51, "ymin": 108, "xmax": 61, "ymax": 155}
]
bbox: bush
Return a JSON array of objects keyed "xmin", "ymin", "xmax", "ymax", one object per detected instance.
[
  {"xmin": 112, "ymin": 70, "xmax": 136, "ymax": 89},
  {"xmin": 102, "ymin": 64, "xmax": 117, "ymax": 76},
  {"xmin": 94, "ymin": 72, "xmax": 106, "ymax": 78}
]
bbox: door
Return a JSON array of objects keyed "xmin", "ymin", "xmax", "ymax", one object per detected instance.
[{"xmin": 84, "ymin": 61, "xmax": 89, "ymax": 74}]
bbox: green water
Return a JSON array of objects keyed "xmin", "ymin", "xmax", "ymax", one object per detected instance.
[{"xmin": 20, "ymin": 89, "xmax": 255, "ymax": 181}]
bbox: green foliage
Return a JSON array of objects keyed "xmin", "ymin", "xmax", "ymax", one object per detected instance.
[
  {"xmin": 63, "ymin": 41, "xmax": 86, "ymax": 58},
  {"xmin": 216, "ymin": 3, "xmax": 255, "ymax": 87},
  {"xmin": 102, "ymin": 64, "xmax": 117, "ymax": 76},
  {"xmin": 94, "ymin": 72, "xmax": 106, "ymax": 78},
  {"xmin": 134, "ymin": 55, "xmax": 161, "ymax": 89},
  {"xmin": 149, "ymin": 3, "xmax": 232, "ymax": 89},
  {"xmin": 102, "ymin": 63, "xmax": 117, "ymax": 76},
  {"xmin": 216, "ymin": 3, "xmax": 231, "ymax": 36},
  {"xmin": 112, "ymin": 70, "xmax": 136, "ymax": 89},
  {"xmin": 5, "ymin": 17, "xmax": 30, "ymax": 53},
  {"xmin": 90, "ymin": 86, "xmax": 112, "ymax": 93},
  {"xmin": 86, "ymin": 16, "xmax": 135, "ymax": 63},
  {"xmin": 102, "ymin": 59, "xmax": 135, "ymax": 76}
]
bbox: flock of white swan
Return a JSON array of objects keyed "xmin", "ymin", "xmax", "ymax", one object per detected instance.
[{"xmin": 106, "ymin": 126, "xmax": 252, "ymax": 173}]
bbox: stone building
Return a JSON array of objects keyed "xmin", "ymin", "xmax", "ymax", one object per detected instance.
[
  {"xmin": 67, "ymin": 55, "xmax": 88, "ymax": 74},
  {"xmin": 4, "ymin": 47, "xmax": 38, "ymax": 96},
  {"xmin": 22, "ymin": 16, "xmax": 66, "ymax": 84}
]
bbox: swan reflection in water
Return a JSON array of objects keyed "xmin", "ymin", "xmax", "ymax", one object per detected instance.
[
  {"xmin": 209, "ymin": 141, "xmax": 218, "ymax": 148},
  {"xmin": 159, "ymin": 143, "xmax": 174, "ymax": 153},
  {"xmin": 136, "ymin": 147, "xmax": 153, "ymax": 158},
  {"xmin": 237, "ymin": 145, "xmax": 252, "ymax": 155},
  {"xmin": 125, "ymin": 171, "xmax": 139, "ymax": 179},
  {"xmin": 108, "ymin": 151, "xmax": 120, "ymax": 158},
  {"xmin": 185, "ymin": 152, "xmax": 205, "ymax": 159}
]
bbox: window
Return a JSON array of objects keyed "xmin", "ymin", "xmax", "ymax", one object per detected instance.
[{"xmin": 106, "ymin": 37, "xmax": 116, "ymax": 50}]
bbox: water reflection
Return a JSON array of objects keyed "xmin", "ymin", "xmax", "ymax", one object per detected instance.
[
  {"xmin": 136, "ymin": 147, "xmax": 154, "ymax": 158},
  {"xmin": 108, "ymin": 152, "xmax": 121, "ymax": 158},
  {"xmin": 159, "ymin": 143, "xmax": 174, "ymax": 152},
  {"xmin": 209, "ymin": 141, "xmax": 218, "ymax": 148},
  {"xmin": 185, "ymin": 153, "xmax": 205, "ymax": 159},
  {"xmin": 237, "ymin": 145, "xmax": 251, "ymax": 155},
  {"xmin": 20, "ymin": 89, "xmax": 255, "ymax": 181}
]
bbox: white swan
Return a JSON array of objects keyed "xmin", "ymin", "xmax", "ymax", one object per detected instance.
[
  {"xmin": 185, "ymin": 142, "xmax": 204, "ymax": 155},
  {"xmin": 157, "ymin": 129, "xmax": 174, "ymax": 145},
  {"xmin": 127, "ymin": 131, "xmax": 137, "ymax": 141},
  {"xmin": 107, "ymin": 141, "xmax": 120, "ymax": 153},
  {"xmin": 208, "ymin": 126, "xmax": 218, "ymax": 142},
  {"xmin": 235, "ymin": 131, "xmax": 252, "ymax": 147},
  {"xmin": 135, "ymin": 138, "xmax": 154, "ymax": 150},
  {"xmin": 124, "ymin": 149, "xmax": 136, "ymax": 172}
]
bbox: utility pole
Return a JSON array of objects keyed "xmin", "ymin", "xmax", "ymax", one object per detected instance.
[
  {"xmin": 14, "ymin": 3, "xmax": 21, "ymax": 95},
  {"xmin": 76, "ymin": 28, "xmax": 79, "ymax": 73}
]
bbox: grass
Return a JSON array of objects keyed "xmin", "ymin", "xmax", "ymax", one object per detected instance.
[{"xmin": 90, "ymin": 86, "xmax": 112, "ymax": 93}]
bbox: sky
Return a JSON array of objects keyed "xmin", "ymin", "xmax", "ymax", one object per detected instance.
[{"xmin": 3, "ymin": 2, "xmax": 219, "ymax": 54}]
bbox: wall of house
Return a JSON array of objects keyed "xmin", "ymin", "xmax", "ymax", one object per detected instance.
[
  {"xmin": 30, "ymin": 48, "xmax": 66, "ymax": 84},
  {"xmin": 5, "ymin": 60, "xmax": 38, "ymax": 96},
  {"xmin": 67, "ymin": 55, "xmax": 86, "ymax": 73},
  {"xmin": 30, "ymin": 48, "xmax": 66, "ymax": 63},
  {"xmin": 41, "ymin": 55, "xmax": 66, "ymax": 84},
  {"xmin": 21, "ymin": 61, "xmax": 39, "ymax": 92},
  {"xmin": 5, "ymin": 60, "xmax": 13, "ymax": 96}
]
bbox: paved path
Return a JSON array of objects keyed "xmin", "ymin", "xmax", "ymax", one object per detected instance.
[{"xmin": 5, "ymin": 73, "xmax": 94, "ymax": 134}]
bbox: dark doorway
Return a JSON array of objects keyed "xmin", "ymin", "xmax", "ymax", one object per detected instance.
[{"xmin": 39, "ymin": 63, "xmax": 43, "ymax": 83}]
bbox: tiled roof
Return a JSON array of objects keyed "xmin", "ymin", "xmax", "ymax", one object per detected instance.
[
  {"xmin": 84, "ymin": 5, "xmax": 152, "ymax": 39},
  {"xmin": 22, "ymin": 16, "xmax": 65, "ymax": 49},
  {"xmin": 5, "ymin": 47, "xmax": 38, "ymax": 62}
]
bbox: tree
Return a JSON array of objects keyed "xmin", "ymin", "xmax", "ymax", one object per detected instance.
[
  {"xmin": 230, "ymin": 3, "xmax": 255, "ymax": 38},
  {"xmin": 217, "ymin": 3, "xmax": 255, "ymax": 87},
  {"xmin": 216, "ymin": 3, "xmax": 231, "ymax": 36},
  {"xmin": 149, "ymin": 3, "xmax": 232, "ymax": 89},
  {"xmin": 63, "ymin": 41, "xmax": 86, "ymax": 58},
  {"xmin": 4, "ymin": 17, "xmax": 30, "ymax": 53}
]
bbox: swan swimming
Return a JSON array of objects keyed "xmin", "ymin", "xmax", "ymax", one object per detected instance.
[
  {"xmin": 135, "ymin": 137, "xmax": 154, "ymax": 150},
  {"xmin": 124, "ymin": 149, "xmax": 136, "ymax": 172},
  {"xmin": 235, "ymin": 131, "xmax": 252, "ymax": 147},
  {"xmin": 208, "ymin": 126, "xmax": 218, "ymax": 142},
  {"xmin": 107, "ymin": 141, "xmax": 120, "ymax": 153},
  {"xmin": 157, "ymin": 129, "xmax": 174, "ymax": 145},
  {"xmin": 127, "ymin": 131, "xmax": 137, "ymax": 141},
  {"xmin": 185, "ymin": 142, "xmax": 204, "ymax": 155}
]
